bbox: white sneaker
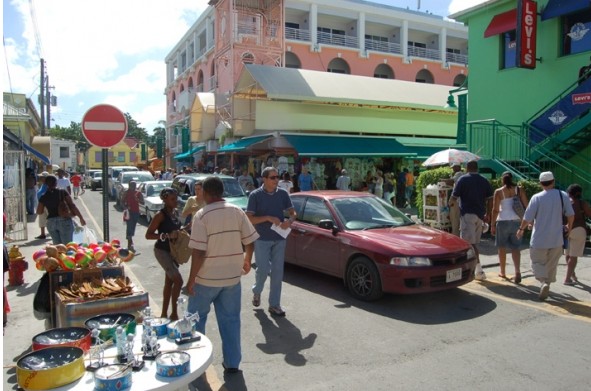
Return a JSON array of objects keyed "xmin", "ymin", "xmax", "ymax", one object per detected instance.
[
  {"xmin": 539, "ymin": 283, "xmax": 550, "ymax": 301},
  {"xmin": 475, "ymin": 272, "xmax": 487, "ymax": 281}
]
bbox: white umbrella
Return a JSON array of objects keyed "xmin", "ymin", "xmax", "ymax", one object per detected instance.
[{"xmin": 422, "ymin": 149, "xmax": 480, "ymax": 167}]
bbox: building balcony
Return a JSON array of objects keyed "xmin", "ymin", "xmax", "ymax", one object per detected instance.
[
  {"xmin": 365, "ymin": 39, "xmax": 402, "ymax": 55},
  {"xmin": 445, "ymin": 52, "xmax": 468, "ymax": 65},
  {"xmin": 408, "ymin": 46, "xmax": 441, "ymax": 61},
  {"xmin": 317, "ymin": 31, "xmax": 359, "ymax": 48},
  {"xmin": 285, "ymin": 27, "xmax": 311, "ymax": 42}
]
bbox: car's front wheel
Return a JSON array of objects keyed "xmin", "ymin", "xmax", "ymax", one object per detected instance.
[{"xmin": 346, "ymin": 257, "xmax": 383, "ymax": 301}]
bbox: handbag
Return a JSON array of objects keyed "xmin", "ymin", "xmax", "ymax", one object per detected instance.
[
  {"xmin": 123, "ymin": 209, "xmax": 130, "ymax": 222},
  {"xmin": 58, "ymin": 190, "xmax": 75, "ymax": 218},
  {"xmin": 169, "ymin": 229, "xmax": 192, "ymax": 264},
  {"xmin": 512, "ymin": 187, "xmax": 525, "ymax": 219}
]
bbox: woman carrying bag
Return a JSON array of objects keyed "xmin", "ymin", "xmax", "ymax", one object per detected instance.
[{"xmin": 37, "ymin": 175, "xmax": 86, "ymax": 245}]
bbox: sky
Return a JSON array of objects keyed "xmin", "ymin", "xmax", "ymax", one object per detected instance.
[{"xmin": 2, "ymin": 0, "xmax": 487, "ymax": 134}]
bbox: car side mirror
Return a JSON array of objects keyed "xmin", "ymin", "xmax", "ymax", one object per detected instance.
[{"xmin": 318, "ymin": 219, "xmax": 338, "ymax": 235}]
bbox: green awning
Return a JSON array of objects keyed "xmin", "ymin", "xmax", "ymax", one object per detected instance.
[
  {"xmin": 173, "ymin": 145, "xmax": 205, "ymax": 160},
  {"xmin": 282, "ymin": 134, "xmax": 412, "ymax": 157},
  {"xmin": 218, "ymin": 135, "xmax": 272, "ymax": 152},
  {"xmin": 395, "ymin": 137, "xmax": 459, "ymax": 158}
]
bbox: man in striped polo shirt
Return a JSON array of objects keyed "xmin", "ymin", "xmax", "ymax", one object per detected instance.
[{"xmin": 186, "ymin": 176, "xmax": 259, "ymax": 374}]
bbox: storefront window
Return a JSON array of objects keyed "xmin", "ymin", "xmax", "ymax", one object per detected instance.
[
  {"xmin": 562, "ymin": 9, "xmax": 591, "ymax": 56},
  {"xmin": 502, "ymin": 30, "xmax": 517, "ymax": 69}
]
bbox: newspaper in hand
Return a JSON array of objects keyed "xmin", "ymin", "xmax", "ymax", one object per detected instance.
[{"xmin": 271, "ymin": 223, "xmax": 291, "ymax": 239}]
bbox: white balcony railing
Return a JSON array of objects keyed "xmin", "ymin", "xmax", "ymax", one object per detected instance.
[
  {"xmin": 364, "ymin": 39, "xmax": 402, "ymax": 55},
  {"xmin": 408, "ymin": 46, "xmax": 441, "ymax": 61},
  {"xmin": 285, "ymin": 27, "xmax": 311, "ymax": 41},
  {"xmin": 446, "ymin": 52, "xmax": 468, "ymax": 65},
  {"xmin": 317, "ymin": 31, "xmax": 359, "ymax": 48}
]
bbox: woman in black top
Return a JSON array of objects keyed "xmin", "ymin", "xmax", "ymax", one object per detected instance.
[
  {"xmin": 145, "ymin": 187, "xmax": 184, "ymax": 320},
  {"xmin": 37, "ymin": 175, "xmax": 86, "ymax": 245}
]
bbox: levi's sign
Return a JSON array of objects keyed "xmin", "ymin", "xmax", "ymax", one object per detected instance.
[{"xmin": 516, "ymin": 0, "xmax": 537, "ymax": 69}]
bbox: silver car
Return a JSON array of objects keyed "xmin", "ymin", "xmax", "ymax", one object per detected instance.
[{"xmin": 137, "ymin": 180, "xmax": 172, "ymax": 222}]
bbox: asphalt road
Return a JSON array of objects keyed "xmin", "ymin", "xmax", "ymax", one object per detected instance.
[{"xmin": 5, "ymin": 188, "xmax": 590, "ymax": 391}]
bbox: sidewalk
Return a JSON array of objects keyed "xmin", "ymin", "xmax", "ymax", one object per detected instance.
[{"xmin": 3, "ymin": 214, "xmax": 590, "ymax": 390}]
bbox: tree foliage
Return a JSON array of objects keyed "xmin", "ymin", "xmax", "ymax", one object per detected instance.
[
  {"xmin": 124, "ymin": 112, "xmax": 148, "ymax": 143},
  {"xmin": 49, "ymin": 121, "xmax": 91, "ymax": 152}
]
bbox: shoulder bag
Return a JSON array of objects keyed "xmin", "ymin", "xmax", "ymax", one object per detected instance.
[
  {"xmin": 169, "ymin": 229, "xmax": 192, "ymax": 264},
  {"xmin": 512, "ymin": 186, "xmax": 525, "ymax": 218}
]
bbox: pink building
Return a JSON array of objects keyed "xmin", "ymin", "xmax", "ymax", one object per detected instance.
[{"xmin": 164, "ymin": 0, "xmax": 468, "ymax": 178}]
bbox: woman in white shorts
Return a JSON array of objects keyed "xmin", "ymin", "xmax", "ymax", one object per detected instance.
[{"xmin": 565, "ymin": 184, "xmax": 591, "ymax": 285}]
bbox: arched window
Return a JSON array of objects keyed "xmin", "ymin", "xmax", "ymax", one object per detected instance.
[
  {"xmin": 197, "ymin": 70, "xmax": 204, "ymax": 92},
  {"xmin": 285, "ymin": 52, "xmax": 301, "ymax": 69},
  {"xmin": 242, "ymin": 52, "xmax": 255, "ymax": 64},
  {"xmin": 188, "ymin": 77, "xmax": 194, "ymax": 90},
  {"xmin": 180, "ymin": 83, "xmax": 185, "ymax": 93},
  {"xmin": 415, "ymin": 69, "xmax": 434, "ymax": 84},
  {"xmin": 327, "ymin": 58, "xmax": 350, "ymax": 74},
  {"xmin": 453, "ymin": 74, "xmax": 467, "ymax": 87},
  {"xmin": 373, "ymin": 64, "xmax": 394, "ymax": 79}
]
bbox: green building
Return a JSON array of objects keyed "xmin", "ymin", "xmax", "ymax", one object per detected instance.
[{"xmin": 450, "ymin": 0, "xmax": 590, "ymax": 195}]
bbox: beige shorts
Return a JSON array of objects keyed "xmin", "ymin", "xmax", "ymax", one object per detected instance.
[
  {"xmin": 566, "ymin": 226, "xmax": 587, "ymax": 257},
  {"xmin": 38, "ymin": 207, "xmax": 48, "ymax": 228},
  {"xmin": 460, "ymin": 213, "xmax": 483, "ymax": 244}
]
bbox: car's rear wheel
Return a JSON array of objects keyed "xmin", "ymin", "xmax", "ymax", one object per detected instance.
[{"xmin": 346, "ymin": 257, "xmax": 383, "ymax": 301}]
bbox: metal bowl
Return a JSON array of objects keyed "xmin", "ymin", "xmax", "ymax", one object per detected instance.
[
  {"xmin": 149, "ymin": 317, "xmax": 171, "ymax": 337},
  {"xmin": 156, "ymin": 351, "xmax": 191, "ymax": 377},
  {"xmin": 32, "ymin": 327, "xmax": 91, "ymax": 353},
  {"xmin": 17, "ymin": 346, "xmax": 85, "ymax": 390},
  {"xmin": 94, "ymin": 364, "xmax": 132, "ymax": 391},
  {"xmin": 84, "ymin": 313, "xmax": 136, "ymax": 342}
]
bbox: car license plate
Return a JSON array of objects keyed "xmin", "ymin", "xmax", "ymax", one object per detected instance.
[{"xmin": 446, "ymin": 268, "xmax": 462, "ymax": 283}]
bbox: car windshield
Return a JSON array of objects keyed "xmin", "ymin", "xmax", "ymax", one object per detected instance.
[
  {"xmin": 93, "ymin": 172, "xmax": 101, "ymax": 178},
  {"xmin": 122, "ymin": 173, "xmax": 154, "ymax": 184},
  {"xmin": 146, "ymin": 183, "xmax": 168, "ymax": 196},
  {"xmin": 221, "ymin": 178, "xmax": 246, "ymax": 198},
  {"xmin": 331, "ymin": 196, "xmax": 414, "ymax": 230}
]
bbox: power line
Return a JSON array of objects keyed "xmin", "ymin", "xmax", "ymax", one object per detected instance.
[{"xmin": 28, "ymin": 0, "xmax": 43, "ymax": 58}]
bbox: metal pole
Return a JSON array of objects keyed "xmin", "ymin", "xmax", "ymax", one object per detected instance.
[
  {"xmin": 46, "ymin": 76, "xmax": 51, "ymax": 130},
  {"xmin": 102, "ymin": 149, "xmax": 110, "ymax": 242},
  {"xmin": 40, "ymin": 59, "xmax": 45, "ymax": 136}
]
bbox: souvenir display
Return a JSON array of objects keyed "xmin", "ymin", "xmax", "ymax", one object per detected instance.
[
  {"xmin": 17, "ymin": 346, "xmax": 85, "ymax": 390},
  {"xmin": 150, "ymin": 317, "xmax": 171, "ymax": 337},
  {"xmin": 125, "ymin": 333, "xmax": 145, "ymax": 371},
  {"xmin": 174, "ymin": 296, "xmax": 200, "ymax": 345},
  {"xmin": 142, "ymin": 330, "xmax": 161, "ymax": 361},
  {"xmin": 87, "ymin": 328, "xmax": 108, "ymax": 372},
  {"xmin": 156, "ymin": 351, "xmax": 191, "ymax": 377},
  {"xmin": 32, "ymin": 326, "xmax": 91, "ymax": 353}
]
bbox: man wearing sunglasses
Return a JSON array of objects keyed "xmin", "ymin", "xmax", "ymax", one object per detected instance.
[{"xmin": 246, "ymin": 167, "xmax": 297, "ymax": 317}]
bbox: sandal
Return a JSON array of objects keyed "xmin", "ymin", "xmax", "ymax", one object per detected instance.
[
  {"xmin": 498, "ymin": 274, "xmax": 507, "ymax": 279},
  {"xmin": 513, "ymin": 273, "xmax": 522, "ymax": 284},
  {"xmin": 252, "ymin": 294, "xmax": 260, "ymax": 307}
]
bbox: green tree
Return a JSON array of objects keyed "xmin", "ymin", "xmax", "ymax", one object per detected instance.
[
  {"xmin": 49, "ymin": 121, "xmax": 91, "ymax": 152},
  {"xmin": 124, "ymin": 112, "xmax": 148, "ymax": 143}
]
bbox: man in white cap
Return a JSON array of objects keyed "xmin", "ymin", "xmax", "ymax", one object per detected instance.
[
  {"xmin": 336, "ymin": 169, "xmax": 351, "ymax": 191},
  {"xmin": 516, "ymin": 171, "xmax": 574, "ymax": 301}
]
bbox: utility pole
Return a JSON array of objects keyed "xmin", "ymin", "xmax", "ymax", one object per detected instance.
[
  {"xmin": 46, "ymin": 75, "xmax": 51, "ymax": 130},
  {"xmin": 40, "ymin": 59, "xmax": 45, "ymax": 136}
]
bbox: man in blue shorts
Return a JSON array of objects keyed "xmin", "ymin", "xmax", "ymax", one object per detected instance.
[
  {"xmin": 449, "ymin": 160, "xmax": 493, "ymax": 280},
  {"xmin": 247, "ymin": 167, "xmax": 297, "ymax": 317}
]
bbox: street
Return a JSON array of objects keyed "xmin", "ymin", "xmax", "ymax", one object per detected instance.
[{"xmin": 4, "ymin": 188, "xmax": 591, "ymax": 391}]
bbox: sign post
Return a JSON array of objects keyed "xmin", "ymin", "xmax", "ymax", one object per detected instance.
[{"xmin": 82, "ymin": 104, "xmax": 128, "ymax": 242}]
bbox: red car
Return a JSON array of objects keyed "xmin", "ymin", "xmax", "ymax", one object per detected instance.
[{"xmin": 285, "ymin": 191, "xmax": 477, "ymax": 301}]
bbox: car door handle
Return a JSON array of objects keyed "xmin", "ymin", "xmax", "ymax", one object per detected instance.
[{"xmin": 295, "ymin": 228, "xmax": 307, "ymax": 233}]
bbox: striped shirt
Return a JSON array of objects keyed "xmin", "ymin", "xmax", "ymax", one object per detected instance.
[{"xmin": 189, "ymin": 200, "xmax": 259, "ymax": 287}]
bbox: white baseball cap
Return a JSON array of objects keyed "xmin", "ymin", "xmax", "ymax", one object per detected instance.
[{"xmin": 539, "ymin": 171, "xmax": 554, "ymax": 182}]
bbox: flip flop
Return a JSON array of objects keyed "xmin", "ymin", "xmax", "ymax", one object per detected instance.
[{"xmin": 498, "ymin": 274, "xmax": 507, "ymax": 279}]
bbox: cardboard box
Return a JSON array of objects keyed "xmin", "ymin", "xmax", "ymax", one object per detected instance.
[
  {"xmin": 49, "ymin": 266, "xmax": 125, "ymax": 327},
  {"xmin": 55, "ymin": 290, "xmax": 149, "ymax": 328}
]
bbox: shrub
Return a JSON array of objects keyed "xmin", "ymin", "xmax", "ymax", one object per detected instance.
[{"xmin": 415, "ymin": 167, "xmax": 453, "ymax": 219}]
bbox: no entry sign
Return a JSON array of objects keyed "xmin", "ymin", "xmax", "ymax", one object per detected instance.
[{"xmin": 82, "ymin": 104, "xmax": 128, "ymax": 148}]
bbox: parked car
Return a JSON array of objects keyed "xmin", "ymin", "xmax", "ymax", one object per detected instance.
[
  {"xmin": 84, "ymin": 169, "xmax": 101, "ymax": 188},
  {"xmin": 137, "ymin": 180, "xmax": 172, "ymax": 222},
  {"xmin": 89, "ymin": 171, "xmax": 103, "ymax": 191},
  {"xmin": 115, "ymin": 171, "xmax": 157, "ymax": 206},
  {"xmin": 171, "ymin": 174, "xmax": 249, "ymax": 219},
  {"xmin": 107, "ymin": 166, "xmax": 139, "ymax": 200},
  {"xmin": 285, "ymin": 191, "xmax": 477, "ymax": 301}
]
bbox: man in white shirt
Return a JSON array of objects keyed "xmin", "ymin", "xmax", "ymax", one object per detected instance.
[
  {"xmin": 336, "ymin": 169, "xmax": 351, "ymax": 191},
  {"xmin": 56, "ymin": 169, "xmax": 72, "ymax": 194}
]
